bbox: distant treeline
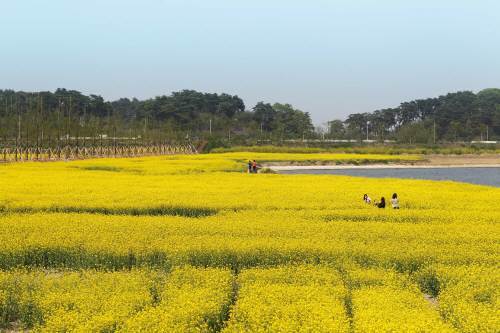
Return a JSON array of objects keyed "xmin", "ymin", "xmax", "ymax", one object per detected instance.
[
  {"xmin": 333, "ymin": 89, "xmax": 500, "ymax": 143},
  {"xmin": 0, "ymin": 88, "xmax": 498, "ymax": 149},
  {"xmin": 0, "ymin": 89, "xmax": 313, "ymax": 148}
]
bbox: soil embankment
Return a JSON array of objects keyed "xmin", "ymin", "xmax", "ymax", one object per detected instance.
[
  {"xmin": 267, "ymin": 154, "xmax": 500, "ymax": 171},
  {"xmin": 420, "ymin": 154, "xmax": 500, "ymax": 166}
]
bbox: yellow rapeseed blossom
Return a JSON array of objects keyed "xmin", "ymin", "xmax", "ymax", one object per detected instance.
[
  {"xmin": 0, "ymin": 152, "xmax": 498, "ymax": 331},
  {"xmin": 119, "ymin": 266, "xmax": 233, "ymax": 333},
  {"xmin": 352, "ymin": 285, "xmax": 455, "ymax": 332},
  {"xmin": 0, "ymin": 269, "xmax": 158, "ymax": 331},
  {"xmin": 224, "ymin": 265, "xmax": 349, "ymax": 333},
  {"xmin": 416, "ymin": 264, "xmax": 500, "ymax": 333}
]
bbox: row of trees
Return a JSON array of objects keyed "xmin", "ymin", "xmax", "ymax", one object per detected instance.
[
  {"xmin": 1, "ymin": 87, "xmax": 498, "ymax": 148},
  {"xmin": 329, "ymin": 89, "xmax": 500, "ymax": 143},
  {"xmin": 0, "ymin": 89, "xmax": 314, "ymax": 148}
]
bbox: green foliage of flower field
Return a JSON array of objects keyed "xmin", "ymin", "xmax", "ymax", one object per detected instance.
[{"xmin": 0, "ymin": 153, "xmax": 498, "ymax": 332}]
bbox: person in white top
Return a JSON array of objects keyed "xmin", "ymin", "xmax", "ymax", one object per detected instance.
[
  {"xmin": 363, "ymin": 194, "xmax": 372, "ymax": 204},
  {"xmin": 391, "ymin": 193, "xmax": 400, "ymax": 209}
]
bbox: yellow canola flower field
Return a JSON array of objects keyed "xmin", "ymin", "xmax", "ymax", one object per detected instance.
[
  {"xmin": 0, "ymin": 267, "xmax": 232, "ymax": 332},
  {"xmin": 0, "ymin": 269, "xmax": 156, "ymax": 332},
  {"xmin": 0, "ymin": 210, "xmax": 497, "ymax": 269},
  {"xmin": 346, "ymin": 265, "xmax": 456, "ymax": 332},
  {"xmin": 118, "ymin": 266, "xmax": 233, "ymax": 333},
  {"xmin": 223, "ymin": 265, "xmax": 349, "ymax": 333},
  {"xmin": 0, "ymin": 152, "xmax": 498, "ymax": 332},
  {"xmin": 415, "ymin": 264, "xmax": 499, "ymax": 333}
]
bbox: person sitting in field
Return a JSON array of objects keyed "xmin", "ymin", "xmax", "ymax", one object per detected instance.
[
  {"xmin": 375, "ymin": 197, "xmax": 385, "ymax": 208},
  {"xmin": 391, "ymin": 193, "xmax": 400, "ymax": 209},
  {"xmin": 252, "ymin": 160, "xmax": 258, "ymax": 173},
  {"xmin": 363, "ymin": 194, "xmax": 372, "ymax": 204}
]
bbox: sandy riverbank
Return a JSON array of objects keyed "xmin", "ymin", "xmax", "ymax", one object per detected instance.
[
  {"xmin": 420, "ymin": 154, "xmax": 500, "ymax": 165},
  {"xmin": 270, "ymin": 164, "xmax": 500, "ymax": 171},
  {"xmin": 267, "ymin": 154, "xmax": 500, "ymax": 171}
]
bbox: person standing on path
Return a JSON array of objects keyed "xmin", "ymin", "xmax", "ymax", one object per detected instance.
[
  {"xmin": 252, "ymin": 160, "xmax": 258, "ymax": 173},
  {"xmin": 248, "ymin": 160, "xmax": 252, "ymax": 173}
]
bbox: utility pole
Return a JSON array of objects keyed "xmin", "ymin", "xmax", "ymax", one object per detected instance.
[
  {"xmin": 108, "ymin": 104, "xmax": 112, "ymax": 150},
  {"xmin": 486, "ymin": 125, "xmax": 489, "ymax": 141},
  {"xmin": 36, "ymin": 93, "xmax": 40, "ymax": 150},
  {"xmin": 13, "ymin": 96, "xmax": 18, "ymax": 161},
  {"xmin": 0, "ymin": 97, "xmax": 2, "ymax": 149},
  {"xmin": 16, "ymin": 96, "xmax": 21, "ymax": 145},
  {"xmin": 366, "ymin": 121, "xmax": 369, "ymax": 141},
  {"xmin": 57, "ymin": 99, "xmax": 62, "ymax": 148},
  {"xmin": 40, "ymin": 94, "xmax": 44, "ymax": 145},
  {"xmin": 68, "ymin": 96, "xmax": 72, "ymax": 146},
  {"xmin": 57, "ymin": 98, "xmax": 64, "ymax": 149},
  {"xmin": 2, "ymin": 98, "xmax": 5, "ymax": 146},
  {"xmin": 209, "ymin": 118, "xmax": 212, "ymax": 135},
  {"xmin": 83, "ymin": 104, "xmax": 87, "ymax": 147},
  {"xmin": 433, "ymin": 120, "xmax": 436, "ymax": 144},
  {"xmin": 26, "ymin": 94, "xmax": 30, "ymax": 147}
]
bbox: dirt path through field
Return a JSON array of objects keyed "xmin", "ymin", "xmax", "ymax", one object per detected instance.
[{"xmin": 423, "ymin": 294, "xmax": 439, "ymax": 307}]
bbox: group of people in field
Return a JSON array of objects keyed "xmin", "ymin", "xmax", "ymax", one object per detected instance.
[
  {"xmin": 247, "ymin": 160, "xmax": 259, "ymax": 173},
  {"xmin": 363, "ymin": 193, "xmax": 399, "ymax": 209},
  {"xmin": 245, "ymin": 160, "xmax": 400, "ymax": 209}
]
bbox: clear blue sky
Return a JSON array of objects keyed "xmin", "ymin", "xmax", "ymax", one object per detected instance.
[{"xmin": 2, "ymin": 0, "xmax": 499, "ymax": 124}]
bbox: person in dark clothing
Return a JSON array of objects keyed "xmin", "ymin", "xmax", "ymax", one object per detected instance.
[
  {"xmin": 248, "ymin": 160, "xmax": 252, "ymax": 173},
  {"xmin": 376, "ymin": 197, "xmax": 386, "ymax": 208}
]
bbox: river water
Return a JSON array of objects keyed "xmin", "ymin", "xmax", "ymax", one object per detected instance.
[{"xmin": 280, "ymin": 167, "xmax": 500, "ymax": 187}]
